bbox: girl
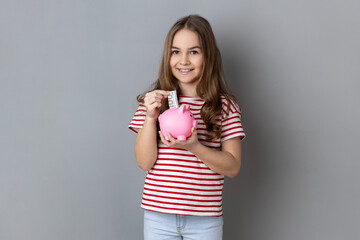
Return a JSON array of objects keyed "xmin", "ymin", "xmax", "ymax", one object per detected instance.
[{"xmin": 129, "ymin": 15, "xmax": 245, "ymax": 240}]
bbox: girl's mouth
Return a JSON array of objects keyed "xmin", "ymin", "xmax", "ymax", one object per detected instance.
[{"xmin": 177, "ymin": 68, "xmax": 194, "ymax": 74}]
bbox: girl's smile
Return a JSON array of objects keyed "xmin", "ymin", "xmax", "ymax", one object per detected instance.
[
  {"xmin": 170, "ymin": 29, "xmax": 204, "ymax": 92},
  {"xmin": 177, "ymin": 67, "xmax": 194, "ymax": 74}
]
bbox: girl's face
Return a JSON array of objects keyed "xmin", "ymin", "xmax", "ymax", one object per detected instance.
[{"xmin": 170, "ymin": 29, "xmax": 204, "ymax": 91}]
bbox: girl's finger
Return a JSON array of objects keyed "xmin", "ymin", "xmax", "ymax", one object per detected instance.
[
  {"xmin": 145, "ymin": 91, "xmax": 168, "ymax": 105},
  {"xmin": 191, "ymin": 127, "xmax": 197, "ymax": 134},
  {"xmin": 154, "ymin": 90, "xmax": 170, "ymax": 97},
  {"xmin": 149, "ymin": 101, "xmax": 161, "ymax": 110},
  {"xmin": 153, "ymin": 96, "xmax": 163, "ymax": 102},
  {"xmin": 166, "ymin": 132, "xmax": 176, "ymax": 143},
  {"xmin": 159, "ymin": 131, "xmax": 169, "ymax": 145}
]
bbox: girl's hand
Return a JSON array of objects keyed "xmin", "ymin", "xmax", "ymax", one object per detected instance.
[
  {"xmin": 143, "ymin": 90, "xmax": 169, "ymax": 119},
  {"xmin": 159, "ymin": 128, "xmax": 200, "ymax": 151}
]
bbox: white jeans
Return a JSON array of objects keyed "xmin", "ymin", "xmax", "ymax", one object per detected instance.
[{"xmin": 144, "ymin": 210, "xmax": 223, "ymax": 240}]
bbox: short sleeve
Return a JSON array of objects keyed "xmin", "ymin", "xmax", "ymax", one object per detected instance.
[
  {"xmin": 221, "ymin": 98, "xmax": 246, "ymax": 142},
  {"xmin": 128, "ymin": 103, "xmax": 147, "ymax": 134}
]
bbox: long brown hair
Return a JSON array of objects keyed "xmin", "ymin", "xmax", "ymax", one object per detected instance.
[{"xmin": 138, "ymin": 14, "xmax": 235, "ymax": 140}]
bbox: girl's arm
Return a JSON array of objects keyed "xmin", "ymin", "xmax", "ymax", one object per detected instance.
[
  {"xmin": 135, "ymin": 118, "xmax": 158, "ymax": 171},
  {"xmin": 134, "ymin": 90, "xmax": 169, "ymax": 171},
  {"xmin": 159, "ymin": 128, "xmax": 242, "ymax": 178},
  {"xmin": 189, "ymin": 136, "xmax": 241, "ymax": 178}
]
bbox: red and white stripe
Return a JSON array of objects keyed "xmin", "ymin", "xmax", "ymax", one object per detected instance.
[{"xmin": 129, "ymin": 96, "xmax": 245, "ymax": 216}]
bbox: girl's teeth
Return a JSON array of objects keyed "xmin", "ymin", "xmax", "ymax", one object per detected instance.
[{"xmin": 180, "ymin": 69, "xmax": 192, "ymax": 72}]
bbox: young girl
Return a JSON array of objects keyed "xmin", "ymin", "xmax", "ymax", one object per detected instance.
[{"xmin": 129, "ymin": 15, "xmax": 245, "ymax": 240}]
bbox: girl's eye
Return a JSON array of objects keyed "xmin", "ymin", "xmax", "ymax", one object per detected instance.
[
  {"xmin": 172, "ymin": 50, "xmax": 179, "ymax": 55},
  {"xmin": 190, "ymin": 51, "xmax": 199, "ymax": 55}
]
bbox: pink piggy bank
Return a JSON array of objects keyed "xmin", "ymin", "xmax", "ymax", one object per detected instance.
[{"xmin": 158, "ymin": 105, "xmax": 198, "ymax": 141}]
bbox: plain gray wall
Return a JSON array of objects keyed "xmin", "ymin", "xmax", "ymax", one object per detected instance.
[{"xmin": 1, "ymin": 0, "xmax": 359, "ymax": 239}]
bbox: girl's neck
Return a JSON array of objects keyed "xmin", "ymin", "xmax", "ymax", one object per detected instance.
[{"xmin": 179, "ymin": 83, "xmax": 199, "ymax": 98}]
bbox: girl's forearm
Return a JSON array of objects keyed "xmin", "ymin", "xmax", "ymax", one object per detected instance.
[
  {"xmin": 135, "ymin": 117, "xmax": 158, "ymax": 171},
  {"xmin": 189, "ymin": 142, "xmax": 241, "ymax": 178}
]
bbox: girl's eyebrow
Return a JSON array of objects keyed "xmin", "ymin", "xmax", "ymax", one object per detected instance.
[{"xmin": 171, "ymin": 46, "xmax": 201, "ymax": 50}]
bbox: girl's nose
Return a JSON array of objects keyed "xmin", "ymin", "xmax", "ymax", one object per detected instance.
[{"xmin": 180, "ymin": 54, "xmax": 190, "ymax": 65}]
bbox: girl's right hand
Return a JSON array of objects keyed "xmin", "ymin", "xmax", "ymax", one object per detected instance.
[{"xmin": 143, "ymin": 90, "xmax": 169, "ymax": 119}]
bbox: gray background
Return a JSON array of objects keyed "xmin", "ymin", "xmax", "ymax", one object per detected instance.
[{"xmin": 1, "ymin": 0, "xmax": 359, "ymax": 239}]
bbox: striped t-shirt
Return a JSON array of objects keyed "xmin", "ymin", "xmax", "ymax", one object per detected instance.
[{"xmin": 128, "ymin": 96, "xmax": 245, "ymax": 217}]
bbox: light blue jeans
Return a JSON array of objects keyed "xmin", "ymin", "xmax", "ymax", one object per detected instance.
[{"xmin": 144, "ymin": 210, "xmax": 223, "ymax": 240}]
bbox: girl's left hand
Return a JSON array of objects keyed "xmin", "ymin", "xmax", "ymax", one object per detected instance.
[{"xmin": 159, "ymin": 128, "xmax": 200, "ymax": 151}]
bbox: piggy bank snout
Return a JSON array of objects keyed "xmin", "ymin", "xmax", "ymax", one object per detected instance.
[{"xmin": 193, "ymin": 120, "xmax": 198, "ymax": 129}]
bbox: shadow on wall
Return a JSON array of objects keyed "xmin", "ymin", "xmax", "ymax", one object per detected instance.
[{"xmin": 220, "ymin": 38, "xmax": 297, "ymax": 239}]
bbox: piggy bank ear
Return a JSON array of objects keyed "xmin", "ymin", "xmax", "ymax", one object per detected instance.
[
  {"xmin": 178, "ymin": 105, "xmax": 190, "ymax": 113},
  {"xmin": 179, "ymin": 105, "xmax": 185, "ymax": 113}
]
